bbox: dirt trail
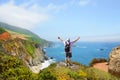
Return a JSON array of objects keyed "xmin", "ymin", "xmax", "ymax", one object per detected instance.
[{"xmin": 93, "ymin": 62, "xmax": 108, "ymax": 72}]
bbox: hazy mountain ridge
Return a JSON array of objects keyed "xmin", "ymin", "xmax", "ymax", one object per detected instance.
[{"xmin": 0, "ymin": 22, "xmax": 50, "ymax": 47}]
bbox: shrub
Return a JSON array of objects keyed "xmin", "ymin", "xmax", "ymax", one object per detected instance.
[
  {"xmin": 68, "ymin": 70, "xmax": 78, "ymax": 79},
  {"xmin": 86, "ymin": 67, "xmax": 120, "ymax": 80},
  {"xmin": 0, "ymin": 52, "xmax": 36, "ymax": 80},
  {"xmin": 0, "ymin": 27, "xmax": 6, "ymax": 34},
  {"xmin": 38, "ymin": 69, "xmax": 57, "ymax": 80},
  {"xmin": 24, "ymin": 41, "xmax": 35, "ymax": 58},
  {"xmin": 78, "ymin": 70, "xmax": 87, "ymax": 78}
]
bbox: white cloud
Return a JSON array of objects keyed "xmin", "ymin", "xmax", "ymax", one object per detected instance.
[
  {"xmin": 46, "ymin": 3, "xmax": 68, "ymax": 14},
  {"xmin": 33, "ymin": 0, "xmax": 75, "ymax": 14},
  {"xmin": 0, "ymin": 0, "xmax": 74, "ymax": 29},
  {"xmin": 0, "ymin": 0, "xmax": 96, "ymax": 30},
  {"xmin": 79, "ymin": 0, "xmax": 92, "ymax": 6},
  {"xmin": 0, "ymin": 1, "xmax": 49, "ymax": 29}
]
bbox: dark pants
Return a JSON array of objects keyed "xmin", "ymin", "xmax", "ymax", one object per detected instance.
[{"xmin": 66, "ymin": 52, "xmax": 72, "ymax": 58}]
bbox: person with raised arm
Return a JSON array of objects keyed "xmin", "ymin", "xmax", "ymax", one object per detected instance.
[{"xmin": 58, "ymin": 36, "xmax": 80, "ymax": 66}]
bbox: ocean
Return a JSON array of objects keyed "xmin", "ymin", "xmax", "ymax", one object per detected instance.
[{"xmin": 44, "ymin": 42, "xmax": 120, "ymax": 66}]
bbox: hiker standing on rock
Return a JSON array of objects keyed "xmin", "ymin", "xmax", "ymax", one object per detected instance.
[{"xmin": 58, "ymin": 36, "xmax": 80, "ymax": 66}]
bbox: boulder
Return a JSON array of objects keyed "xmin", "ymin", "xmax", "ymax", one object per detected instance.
[{"xmin": 108, "ymin": 46, "xmax": 120, "ymax": 77}]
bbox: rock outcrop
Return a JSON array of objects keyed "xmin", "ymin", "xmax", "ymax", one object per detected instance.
[
  {"xmin": 0, "ymin": 32, "xmax": 11, "ymax": 40},
  {"xmin": 108, "ymin": 46, "xmax": 120, "ymax": 77},
  {"xmin": 0, "ymin": 32, "xmax": 48, "ymax": 73}
]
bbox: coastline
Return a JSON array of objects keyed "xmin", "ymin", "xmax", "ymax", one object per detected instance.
[{"xmin": 28, "ymin": 59, "xmax": 56, "ymax": 74}]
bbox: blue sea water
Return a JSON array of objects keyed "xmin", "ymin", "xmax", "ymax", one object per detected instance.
[{"xmin": 44, "ymin": 42, "xmax": 120, "ymax": 66}]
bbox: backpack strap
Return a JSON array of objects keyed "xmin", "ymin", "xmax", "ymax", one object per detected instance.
[{"xmin": 65, "ymin": 41, "xmax": 70, "ymax": 47}]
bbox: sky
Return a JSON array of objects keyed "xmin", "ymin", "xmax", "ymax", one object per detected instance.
[{"xmin": 0, "ymin": 0, "xmax": 120, "ymax": 42}]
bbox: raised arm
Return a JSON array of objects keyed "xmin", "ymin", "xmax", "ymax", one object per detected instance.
[
  {"xmin": 72, "ymin": 37, "xmax": 80, "ymax": 43},
  {"xmin": 58, "ymin": 37, "xmax": 64, "ymax": 42}
]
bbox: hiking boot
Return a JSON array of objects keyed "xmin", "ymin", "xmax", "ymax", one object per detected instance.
[
  {"xmin": 69, "ymin": 63, "xmax": 73, "ymax": 66},
  {"xmin": 66, "ymin": 63, "xmax": 69, "ymax": 66}
]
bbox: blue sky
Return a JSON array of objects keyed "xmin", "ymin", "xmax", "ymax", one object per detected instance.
[{"xmin": 0, "ymin": 0, "xmax": 120, "ymax": 42}]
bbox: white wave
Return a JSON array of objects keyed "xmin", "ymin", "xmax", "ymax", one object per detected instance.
[
  {"xmin": 29, "ymin": 59, "xmax": 56, "ymax": 73},
  {"xmin": 40, "ymin": 59, "xmax": 56, "ymax": 70},
  {"xmin": 43, "ymin": 48, "xmax": 46, "ymax": 51}
]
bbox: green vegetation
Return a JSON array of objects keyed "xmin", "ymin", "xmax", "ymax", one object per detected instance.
[
  {"xmin": 0, "ymin": 52, "xmax": 55, "ymax": 80},
  {"xmin": 0, "ymin": 27, "xmax": 6, "ymax": 34},
  {"xmin": 68, "ymin": 70, "xmax": 86, "ymax": 79},
  {"xmin": 24, "ymin": 41, "xmax": 35, "ymax": 58},
  {"xmin": 0, "ymin": 52, "xmax": 119, "ymax": 80},
  {"xmin": 39, "ymin": 62, "xmax": 120, "ymax": 80},
  {"xmin": 27, "ymin": 35, "xmax": 48, "ymax": 46},
  {"xmin": 38, "ymin": 68, "xmax": 57, "ymax": 80},
  {"xmin": 0, "ymin": 52, "xmax": 37, "ymax": 80},
  {"xmin": 86, "ymin": 67, "xmax": 120, "ymax": 80},
  {"xmin": 0, "ymin": 22, "xmax": 49, "ymax": 47}
]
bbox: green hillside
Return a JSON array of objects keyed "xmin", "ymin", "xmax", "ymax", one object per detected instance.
[
  {"xmin": 0, "ymin": 22, "xmax": 50, "ymax": 47},
  {"xmin": 0, "ymin": 52, "xmax": 119, "ymax": 80},
  {"xmin": 0, "ymin": 27, "xmax": 6, "ymax": 34}
]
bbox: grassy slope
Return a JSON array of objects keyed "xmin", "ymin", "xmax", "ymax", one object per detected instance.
[
  {"xmin": 0, "ymin": 49, "xmax": 120, "ymax": 80},
  {"xmin": 0, "ymin": 22, "xmax": 49, "ymax": 46},
  {"xmin": 40, "ymin": 62, "xmax": 120, "ymax": 80},
  {"xmin": 0, "ymin": 52, "xmax": 37, "ymax": 80}
]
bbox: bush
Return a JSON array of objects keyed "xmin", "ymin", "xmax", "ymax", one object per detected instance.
[
  {"xmin": 0, "ymin": 27, "xmax": 6, "ymax": 34},
  {"xmin": 38, "ymin": 69, "xmax": 57, "ymax": 80},
  {"xmin": 78, "ymin": 70, "xmax": 87, "ymax": 78},
  {"xmin": 24, "ymin": 41, "xmax": 35, "ymax": 58},
  {"xmin": 86, "ymin": 67, "xmax": 119, "ymax": 80},
  {"xmin": 68, "ymin": 70, "xmax": 78, "ymax": 79},
  {"xmin": 0, "ymin": 52, "xmax": 37, "ymax": 80}
]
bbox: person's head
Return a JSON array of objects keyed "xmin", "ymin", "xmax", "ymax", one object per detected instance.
[{"xmin": 66, "ymin": 38, "xmax": 70, "ymax": 42}]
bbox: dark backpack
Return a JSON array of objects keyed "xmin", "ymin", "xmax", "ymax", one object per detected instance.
[{"xmin": 65, "ymin": 42, "xmax": 70, "ymax": 52}]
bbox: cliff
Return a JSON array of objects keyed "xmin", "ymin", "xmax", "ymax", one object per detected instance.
[
  {"xmin": 0, "ymin": 30, "xmax": 48, "ymax": 73},
  {"xmin": 0, "ymin": 32, "xmax": 11, "ymax": 40},
  {"xmin": 0, "ymin": 22, "xmax": 50, "ymax": 47},
  {"xmin": 108, "ymin": 46, "xmax": 120, "ymax": 77}
]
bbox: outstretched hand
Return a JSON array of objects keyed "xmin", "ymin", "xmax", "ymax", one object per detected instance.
[
  {"xmin": 58, "ymin": 37, "xmax": 60, "ymax": 39},
  {"xmin": 58, "ymin": 37, "xmax": 64, "ymax": 42}
]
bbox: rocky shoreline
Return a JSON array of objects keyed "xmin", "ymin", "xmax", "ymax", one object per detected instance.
[{"xmin": 28, "ymin": 59, "xmax": 56, "ymax": 73}]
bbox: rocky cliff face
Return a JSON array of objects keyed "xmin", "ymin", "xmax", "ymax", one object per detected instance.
[
  {"xmin": 0, "ymin": 32, "xmax": 11, "ymax": 40},
  {"xmin": 108, "ymin": 46, "xmax": 120, "ymax": 77},
  {"xmin": 0, "ymin": 32, "xmax": 48, "ymax": 73}
]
